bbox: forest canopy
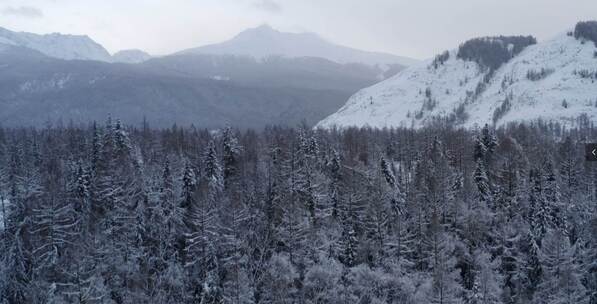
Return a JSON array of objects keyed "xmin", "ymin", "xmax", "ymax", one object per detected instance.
[{"xmin": 0, "ymin": 120, "xmax": 595, "ymax": 303}]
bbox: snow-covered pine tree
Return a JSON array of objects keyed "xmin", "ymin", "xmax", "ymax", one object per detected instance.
[
  {"xmin": 0, "ymin": 206, "xmax": 32, "ymax": 303},
  {"xmin": 325, "ymin": 148, "xmax": 342, "ymax": 220},
  {"xmin": 184, "ymin": 198, "xmax": 218, "ymax": 302},
  {"xmin": 180, "ymin": 159, "xmax": 196, "ymax": 211},
  {"xmin": 260, "ymin": 253, "xmax": 299, "ymax": 304},
  {"xmin": 199, "ymin": 242, "xmax": 224, "ymax": 304},
  {"xmin": 493, "ymin": 216, "xmax": 527, "ymax": 304},
  {"xmin": 178, "ymin": 158, "xmax": 197, "ymax": 263},
  {"xmin": 221, "ymin": 203, "xmax": 252, "ymax": 304},
  {"xmin": 528, "ymin": 168, "xmax": 550, "ymax": 242},
  {"xmin": 412, "ymin": 138, "xmax": 456, "ymax": 271},
  {"xmin": 380, "ymin": 156, "xmax": 413, "ymax": 265},
  {"xmin": 468, "ymin": 249, "xmax": 503, "ymax": 304},
  {"xmin": 473, "ymin": 136, "xmax": 487, "ymax": 163},
  {"xmin": 542, "ymin": 160, "xmax": 566, "ymax": 233},
  {"xmin": 184, "ymin": 173, "xmax": 218, "ymax": 274},
  {"xmin": 426, "ymin": 213, "xmax": 463, "ymax": 304},
  {"xmin": 523, "ymin": 234, "xmax": 543, "ymax": 301},
  {"xmin": 57, "ymin": 164, "xmax": 106, "ymax": 303},
  {"xmin": 361, "ymin": 158, "xmax": 392, "ymax": 265},
  {"xmin": 265, "ymin": 146, "xmax": 284, "ymax": 227},
  {"xmin": 202, "ymin": 139, "xmax": 224, "ymax": 210},
  {"xmin": 29, "ymin": 195, "xmax": 79, "ymax": 294},
  {"xmin": 293, "ymin": 130, "xmax": 320, "ymax": 224},
  {"xmin": 558, "ymin": 137, "xmax": 580, "ymax": 206},
  {"xmin": 535, "ymin": 230, "xmax": 588, "ymax": 304},
  {"xmin": 90, "ymin": 122, "xmax": 102, "ymax": 174},
  {"xmin": 277, "ymin": 191, "xmax": 309, "ymax": 266},
  {"xmin": 335, "ymin": 168, "xmax": 367, "ymax": 267},
  {"xmin": 158, "ymin": 158, "xmax": 182, "ymax": 255},
  {"xmin": 71, "ymin": 162, "xmax": 92, "ymax": 235},
  {"xmin": 0, "ymin": 156, "xmax": 41, "ymax": 303},
  {"xmin": 338, "ymin": 212, "xmax": 358, "ymax": 268},
  {"xmin": 222, "ymin": 126, "xmax": 242, "ymax": 190},
  {"xmin": 90, "ymin": 118, "xmax": 146, "ymax": 302},
  {"xmin": 481, "ymin": 124, "xmax": 498, "ymax": 161},
  {"xmin": 474, "ymin": 158, "xmax": 491, "ymax": 205}
]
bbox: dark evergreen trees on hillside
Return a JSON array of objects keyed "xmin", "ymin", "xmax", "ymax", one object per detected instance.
[
  {"xmin": 457, "ymin": 36, "xmax": 537, "ymax": 72},
  {"xmin": 574, "ymin": 21, "xmax": 597, "ymax": 46}
]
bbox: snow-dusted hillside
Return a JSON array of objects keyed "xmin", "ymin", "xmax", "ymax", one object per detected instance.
[
  {"xmin": 317, "ymin": 31, "xmax": 597, "ymax": 129},
  {"xmin": 0, "ymin": 27, "xmax": 112, "ymax": 62},
  {"xmin": 180, "ymin": 25, "xmax": 419, "ymax": 67},
  {"xmin": 112, "ymin": 49, "xmax": 152, "ymax": 63}
]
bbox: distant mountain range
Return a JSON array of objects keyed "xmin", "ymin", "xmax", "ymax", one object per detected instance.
[
  {"xmin": 0, "ymin": 25, "xmax": 416, "ymax": 128},
  {"xmin": 0, "ymin": 24, "xmax": 418, "ymax": 67},
  {"xmin": 318, "ymin": 21, "xmax": 597, "ymax": 129},
  {"xmin": 0, "ymin": 27, "xmax": 153, "ymax": 64}
]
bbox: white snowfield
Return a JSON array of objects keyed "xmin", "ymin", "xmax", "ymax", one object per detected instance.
[{"xmin": 317, "ymin": 33, "xmax": 597, "ymax": 130}]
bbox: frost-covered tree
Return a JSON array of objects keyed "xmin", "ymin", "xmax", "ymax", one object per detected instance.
[
  {"xmin": 474, "ymin": 159, "xmax": 491, "ymax": 204},
  {"xmin": 222, "ymin": 126, "xmax": 242, "ymax": 190},
  {"xmin": 426, "ymin": 205, "xmax": 463, "ymax": 304},
  {"xmin": 468, "ymin": 249, "xmax": 503, "ymax": 304},
  {"xmin": 325, "ymin": 149, "xmax": 342, "ymax": 220},
  {"xmin": 261, "ymin": 253, "xmax": 299, "ymax": 304},
  {"xmin": 203, "ymin": 139, "xmax": 224, "ymax": 209},
  {"xmin": 534, "ymin": 230, "xmax": 589, "ymax": 304},
  {"xmin": 528, "ymin": 168, "xmax": 551, "ymax": 241}
]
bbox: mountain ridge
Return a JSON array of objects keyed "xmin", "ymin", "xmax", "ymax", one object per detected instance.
[{"xmin": 0, "ymin": 26, "xmax": 113, "ymax": 62}]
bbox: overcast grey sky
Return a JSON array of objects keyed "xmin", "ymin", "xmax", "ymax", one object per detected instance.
[{"xmin": 0, "ymin": 0, "xmax": 596, "ymax": 59}]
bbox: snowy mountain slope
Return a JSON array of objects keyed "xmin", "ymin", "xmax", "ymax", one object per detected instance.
[
  {"xmin": 180, "ymin": 24, "xmax": 419, "ymax": 67},
  {"xmin": 464, "ymin": 33, "xmax": 597, "ymax": 128},
  {"xmin": 112, "ymin": 49, "xmax": 152, "ymax": 63},
  {"xmin": 0, "ymin": 27, "xmax": 112, "ymax": 62},
  {"xmin": 317, "ymin": 30, "xmax": 597, "ymax": 129}
]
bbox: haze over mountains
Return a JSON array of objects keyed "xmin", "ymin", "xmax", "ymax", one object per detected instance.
[
  {"xmin": 3, "ymin": 21, "xmax": 597, "ymax": 130},
  {"xmin": 0, "ymin": 25, "xmax": 415, "ymax": 128},
  {"xmin": 318, "ymin": 21, "xmax": 597, "ymax": 130}
]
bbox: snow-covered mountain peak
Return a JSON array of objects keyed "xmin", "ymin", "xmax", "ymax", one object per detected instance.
[
  {"xmin": 179, "ymin": 25, "xmax": 419, "ymax": 67},
  {"xmin": 112, "ymin": 49, "xmax": 152, "ymax": 63},
  {"xmin": 317, "ymin": 26, "xmax": 597, "ymax": 130},
  {"xmin": 234, "ymin": 24, "xmax": 324, "ymax": 42},
  {"xmin": 0, "ymin": 26, "xmax": 112, "ymax": 62}
]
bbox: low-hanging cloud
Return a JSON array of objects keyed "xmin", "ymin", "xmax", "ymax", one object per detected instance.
[
  {"xmin": 252, "ymin": 0, "xmax": 282, "ymax": 13},
  {"xmin": 2, "ymin": 6, "xmax": 44, "ymax": 18}
]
